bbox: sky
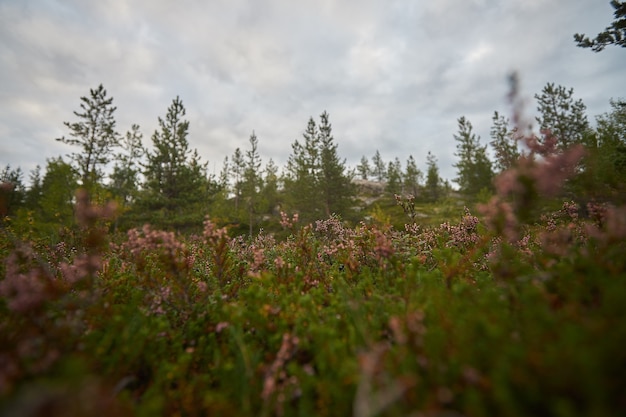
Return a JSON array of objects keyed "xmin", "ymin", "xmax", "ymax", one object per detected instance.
[{"xmin": 1, "ymin": 0, "xmax": 625, "ymax": 185}]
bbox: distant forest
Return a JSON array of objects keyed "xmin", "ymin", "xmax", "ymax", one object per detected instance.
[{"xmin": 1, "ymin": 80, "xmax": 625, "ymax": 237}]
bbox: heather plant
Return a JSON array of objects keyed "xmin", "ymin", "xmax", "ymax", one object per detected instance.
[{"xmin": 3, "ymin": 82, "xmax": 626, "ymax": 416}]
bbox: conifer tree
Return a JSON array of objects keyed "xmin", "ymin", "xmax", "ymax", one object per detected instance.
[
  {"xmin": 453, "ymin": 117, "xmax": 494, "ymax": 196},
  {"xmin": 404, "ymin": 155, "xmax": 423, "ymax": 198},
  {"xmin": 110, "ymin": 124, "xmax": 144, "ymax": 206},
  {"xmin": 371, "ymin": 150, "xmax": 386, "ymax": 182},
  {"xmin": 140, "ymin": 97, "xmax": 209, "ymax": 229},
  {"xmin": 243, "ymin": 131, "xmax": 264, "ymax": 235},
  {"xmin": 284, "ymin": 112, "xmax": 354, "ymax": 222},
  {"xmin": 535, "ymin": 83, "xmax": 590, "ymax": 150},
  {"xmin": 574, "ymin": 1, "xmax": 626, "ymax": 51},
  {"xmin": 261, "ymin": 158, "xmax": 280, "ymax": 217},
  {"xmin": 425, "ymin": 151, "xmax": 441, "ymax": 202},
  {"xmin": 357, "ymin": 155, "xmax": 371, "ymax": 180},
  {"xmin": 489, "ymin": 111, "xmax": 520, "ymax": 172},
  {"xmin": 57, "ymin": 84, "xmax": 119, "ymax": 191},
  {"xmin": 230, "ymin": 148, "xmax": 246, "ymax": 212},
  {"xmin": 284, "ymin": 118, "xmax": 322, "ymax": 222},
  {"xmin": 317, "ymin": 111, "xmax": 354, "ymax": 218},
  {"xmin": 386, "ymin": 157, "xmax": 403, "ymax": 195}
]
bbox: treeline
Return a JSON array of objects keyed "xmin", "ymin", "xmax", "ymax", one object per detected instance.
[{"xmin": 1, "ymin": 82, "xmax": 625, "ymax": 238}]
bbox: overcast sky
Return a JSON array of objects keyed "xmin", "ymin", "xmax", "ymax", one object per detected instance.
[{"xmin": 1, "ymin": 0, "xmax": 624, "ymax": 184}]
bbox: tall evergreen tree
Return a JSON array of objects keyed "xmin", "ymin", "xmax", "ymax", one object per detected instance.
[
  {"xmin": 535, "ymin": 83, "xmax": 590, "ymax": 150},
  {"xmin": 371, "ymin": 150, "xmax": 386, "ymax": 182},
  {"xmin": 57, "ymin": 84, "xmax": 119, "ymax": 191},
  {"xmin": 230, "ymin": 147, "xmax": 246, "ymax": 212},
  {"xmin": 110, "ymin": 124, "xmax": 144, "ymax": 206},
  {"xmin": 386, "ymin": 157, "xmax": 403, "ymax": 195},
  {"xmin": 242, "ymin": 131, "xmax": 264, "ymax": 235},
  {"xmin": 261, "ymin": 158, "xmax": 280, "ymax": 218},
  {"xmin": 453, "ymin": 117, "xmax": 494, "ymax": 196},
  {"xmin": 317, "ymin": 111, "xmax": 355, "ymax": 218},
  {"xmin": 425, "ymin": 151, "xmax": 441, "ymax": 202},
  {"xmin": 284, "ymin": 112, "xmax": 354, "ymax": 222},
  {"xmin": 284, "ymin": 118, "xmax": 322, "ymax": 222},
  {"xmin": 489, "ymin": 111, "xmax": 520, "ymax": 172},
  {"xmin": 140, "ymin": 97, "xmax": 209, "ymax": 229},
  {"xmin": 357, "ymin": 155, "xmax": 371, "ymax": 180},
  {"xmin": 404, "ymin": 155, "xmax": 423, "ymax": 198}
]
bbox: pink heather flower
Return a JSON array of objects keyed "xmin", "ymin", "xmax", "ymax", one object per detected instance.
[
  {"xmin": 215, "ymin": 322, "xmax": 229, "ymax": 333},
  {"xmin": 274, "ymin": 256, "xmax": 285, "ymax": 270},
  {"xmin": 196, "ymin": 281, "xmax": 208, "ymax": 293},
  {"xmin": 479, "ymin": 197, "xmax": 519, "ymax": 242},
  {"xmin": 0, "ymin": 268, "xmax": 48, "ymax": 313},
  {"xmin": 374, "ymin": 230, "xmax": 394, "ymax": 259},
  {"xmin": 279, "ymin": 211, "xmax": 299, "ymax": 229},
  {"xmin": 251, "ymin": 246, "xmax": 265, "ymax": 272}
]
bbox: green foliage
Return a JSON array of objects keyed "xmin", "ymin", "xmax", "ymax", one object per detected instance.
[
  {"xmin": 357, "ymin": 155, "xmax": 371, "ymax": 180},
  {"xmin": 489, "ymin": 111, "xmax": 520, "ymax": 173},
  {"xmin": 535, "ymin": 83, "xmax": 590, "ymax": 150},
  {"xmin": 56, "ymin": 84, "xmax": 119, "ymax": 191},
  {"xmin": 453, "ymin": 117, "xmax": 494, "ymax": 197},
  {"xmin": 425, "ymin": 151, "xmax": 442, "ymax": 202},
  {"xmin": 283, "ymin": 112, "xmax": 355, "ymax": 224},
  {"xmin": 385, "ymin": 157, "xmax": 403, "ymax": 196},
  {"xmin": 403, "ymin": 155, "xmax": 423, "ymax": 198},
  {"xmin": 136, "ymin": 97, "xmax": 212, "ymax": 231},
  {"xmin": 574, "ymin": 1, "xmax": 626, "ymax": 51}
]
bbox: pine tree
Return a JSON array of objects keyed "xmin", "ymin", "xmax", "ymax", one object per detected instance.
[
  {"xmin": 453, "ymin": 116, "xmax": 494, "ymax": 196},
  {"xmin": 284, "ymin": 112, "xmax": 354, "ymax": 223},
  {"xmin": 404, "ymin": 155, "xmax": 423, "ymax": 198},
  {"xmin": 140, "ymin": 97, "xmax": 209, "ymax": 229},
  {"xmin": 318, "ymin": 111, "xmax": 354, "ymax": 218},
  {"xmin": 489, "ymin": 111, "xmax": 520, "ymax": 172},
  {"xmin": 110, "ymin": 124, "xmax": 144, "ymax": 206},
  {"xmin": 242, "ymin": 131, "xmax": 264, "ymax": 236},
  {"xmin": 574, "ymin": 1, "xmax": 626, "ymax": 51},
  {"xmin": 230, "ymin": 147, "xmax": 246, "ymax": 212},
  {"xmin": 425, "ymin": 151, "xmax": 441, "ymax": 202},
  {"xmin": 357, "ymin": 155, "xmax": 371, "ymax": 180},
  {"xmin": 57, "ymin": 84, "xmax": 119, "ymax": 191},
  {"xmin": 386, "ymin": 157, "xmax": 403, "ymax": 195},
  {"xmin": 535, "ymin": 83, "xmax": 590, "ymax": 150},
  {"xmin": 261, "ymin": 158, "xmax": 280, "ymax": 218},
  {"xmin": 284, "ymin": 118, "xmax": 322, "ymax": 222},
  {"xmin": 38, "ymin": 158, "xmax": 79, "ymax": 233},
  {"xmin": 371, "ymin": 150, "xmax": 386, "ymax": 182}
]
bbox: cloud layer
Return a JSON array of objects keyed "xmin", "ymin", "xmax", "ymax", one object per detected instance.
[{"xmin": 1, "ymin": 0, "xmax": 624, "ymax": 182}]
